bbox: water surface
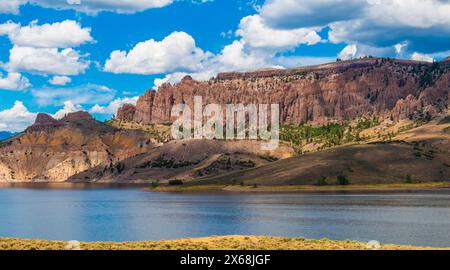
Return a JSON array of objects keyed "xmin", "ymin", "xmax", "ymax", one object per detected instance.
[{"xmin": 1, "ymin": 185, "xmax": 450, "ymax": 247}]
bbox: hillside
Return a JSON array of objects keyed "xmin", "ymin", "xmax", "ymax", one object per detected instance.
[
  {"xmin": 188, "ymin": 115, "xmax": 450, "ymax": 186},
  {"xmin": 69, "ymin": 139, "xmax": 294, "ymax": 183},
  {"xmin": 0, "ymin": 112, "xmax": 295, "ymax": 183},
  {"xmin": 0, "ymin": 112, "xmax": 154, "ymax": 182},
  {"xmin": 68, "ymin": 110, "xmax": 449, "ymax": 185}
]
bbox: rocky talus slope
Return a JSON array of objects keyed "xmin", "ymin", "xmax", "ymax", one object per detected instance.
[{"xmin": 117, "ymin": 58, "xmax": 450, "ymax": 126}]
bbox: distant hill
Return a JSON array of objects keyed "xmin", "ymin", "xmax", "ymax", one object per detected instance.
[
  {"xmin": 0, "ymin": 111, "xmax": 294, "ymax": 183},
  {"xmin": 191, "ymin": 115, "xmax": 450, "ymax": 186},
  {"xmin": 0, "ymin": 112, "xmax": 155, "ymax": 182},
  {"xmin": 0, "ymin": 132, "xmax": 16, "ymax": 141}
]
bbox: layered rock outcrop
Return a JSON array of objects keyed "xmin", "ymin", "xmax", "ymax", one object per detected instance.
[
  {"xmin": 0, "ymin": 112, "xmax": 153, "ymax": 182},
  {"xmin": 116, "ymin": 104, "xmax": 136, "ymax": 122},
  {"xmin": 117, "ymin": 58, "xmax": 450, "ymax": 125}
]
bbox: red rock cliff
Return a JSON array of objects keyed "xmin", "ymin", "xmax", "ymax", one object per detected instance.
[{"xmin": 117, "ymin": 58, "xmax": 450, "ymax": 125}]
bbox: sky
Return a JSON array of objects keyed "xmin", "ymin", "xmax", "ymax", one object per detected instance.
[{"xmin": 1, "ymin": 0, "xmax": 450, "ymax": 132}]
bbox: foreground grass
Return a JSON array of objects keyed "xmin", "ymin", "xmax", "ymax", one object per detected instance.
[
  {"xmin": 0, "ymin": 236, "xmax": 445, "ymax": 250},
  {"xmin": 150, "ymin": 182, "xmax": 450, "ymax": 193}
]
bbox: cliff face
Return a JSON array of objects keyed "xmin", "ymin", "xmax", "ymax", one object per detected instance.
[
  {"xmin": 0, "ymin": 112, "xmax": 153, "ymax": 182},
  {"xmin": 117, "ymin": 58, "xmax": 450, "ymax": 125},
  {"xmin": 116, "ymin": 104, "xmax": 136, "ymax": 122}
]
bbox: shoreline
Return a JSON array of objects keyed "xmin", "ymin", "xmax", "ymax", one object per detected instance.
[
  {"xmin": 1, "ymin": 181, "xmax": 450, "ymax": 193},
  {"xmin": 0, "ymin": 235, "xmax": 447, "ymax": 250},
  {"xmin": 148, "ymin": 182, "xmax": 450, "ymax": 193}
]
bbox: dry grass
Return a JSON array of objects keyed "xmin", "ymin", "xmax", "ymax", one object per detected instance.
[{"xmin": 0, "ymin": 235, "xmax": 445, "ymax": 250}]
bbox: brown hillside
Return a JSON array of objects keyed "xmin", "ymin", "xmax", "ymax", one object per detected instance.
[
  {"xmin": 192, "ymin": 117, "xmax": 450, "ymax": 186},
  {"xmin": 0, "ymin": 112, "xmax": 153, "ymax": 182}
]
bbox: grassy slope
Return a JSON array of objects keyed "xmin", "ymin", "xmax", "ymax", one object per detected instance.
[
  {"xmin": 190, "ymin": 142, "xmax": 449, "ymax": 186},
  {"xmin": 183, "ymin": 117, "xmax": 450, "ymax": 187},
  {"xmin": 0, "ymin": 236, "xmax": 445, "ymax": 250}
]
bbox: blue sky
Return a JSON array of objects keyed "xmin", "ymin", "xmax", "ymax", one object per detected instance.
[{"xmin": 1, "ymin": 0, "xmax": 450, "ymax": 132}]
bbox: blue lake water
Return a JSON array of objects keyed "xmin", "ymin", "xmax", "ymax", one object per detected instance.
[{"xmin": 1, "ymin": 185, "xmax": 450, "ymax": 247}]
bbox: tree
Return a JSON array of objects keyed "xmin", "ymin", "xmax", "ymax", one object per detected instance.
[
  {"xmin": 337, "ymin": 174, "xmax": 350, "ymax": 185},
  {"xmin": 316, "ymin": 176, "xmax": 328, "ymax": 186},
  {"xmin": 405, "ymin": 174, "xmax": 413, "ymax": 184}
]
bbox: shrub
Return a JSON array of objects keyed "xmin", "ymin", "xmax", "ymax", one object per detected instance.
[
  {"xmin": 168, "ymin": 180, "xmax": 184, "ymax": 186},
  {"xmin": 259, "ymin": 155, "xmax": 279, "ymax": 162},
  {"xmin": 315, "ymin": 176, "xmax": 328, "ymax": 186},
  {"xmin": 336, "ymin": 174, "xmax": 350, "ymax": 185},
  {"xmin": 405, "ymin": 174, "xmax": 413, "ymax": 184},
  {"xmin": 151, "ymin": 181, "xmax": 160, "ymax": 187}
]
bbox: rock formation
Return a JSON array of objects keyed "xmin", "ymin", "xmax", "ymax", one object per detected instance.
[
  {"xmin": 2, "ymin": 57, "xmax": 450, "ymax": 184},
  {"xmin": 117, "ymin": 58, "xmax": 450, "ymax": 126},
  {"xmin": 0, "ymin": 112, "xmax": 153, "ymax": 182},
  {"xmin": 116, "ymin": 104, "xmax": 136, "ymax": 122},
  {"xmin": 0, "ymin": 112, "xmax": 293, "ymax": 183}
]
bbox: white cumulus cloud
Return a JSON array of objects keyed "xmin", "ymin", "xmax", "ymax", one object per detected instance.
[
  {"xmin": 236, "ymin": 15, "xmax": 321, "ymax": 51},
  {"xmin": 411, "ymin": 52, "xmax": 434, "ymax": 63},
  {"xmin": 0, "ymin": 0, "xmax": 174, "ymax": 15},
  {"xmin": 49, "ymin": 76, "xmax": 72, "ymax": 86},
  {"xmin": 52, "ymin": 100, "xmax": 84, "ymax": 119},
  {"xmin": 260, "ymin": 0, "xmax": 450, "ymax": 54},
  {"xmin": 90, "ymin": 96, "xmax": 139, "ymax": 115},
  {"xmin": 7, "ymin": 46, "xmax": 90, "ymax": 76},
  {"xmin": 260, "ymin": 0, "xmax": 364, "ymax": 29},
  {"xmin": 0, "ymin": 20, "xmax": 93, "ymax": 48},
  {"xmin": 152, "ymin": 39, "xmax": 278, "ymax": 88},
  {"xmin": 104, "ymin": 31, "xmax": 212, "ymax": 75},
  {"xmin": 0, "ymin": 20, "xmax": 92, "ymax": 78},
  {"xmin": 0, "ymin": 71, "xmax": 31, "ymax": 91},
  {"xmin": 151, "ymin": 29, "xmax": 329, "ymax": 87},
  {"xmin": 338, "ymin": 44, "xmax": 358, "ymax": 60},
  {"xmin": 0, "ymin": 101, "xmax": 37, "ymax": 132},
  {"xmin": 337, "ymin": 43, "xmax": 397, "ymax": 60},
  {"xmin": 110, "ymin": 23, "xmax": 327, "ymax": 87},
  {"xmin": 0, "ymin": 0, "xmax": 26, "ymax": 15}
]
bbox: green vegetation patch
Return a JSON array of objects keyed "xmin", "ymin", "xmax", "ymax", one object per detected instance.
[
  {"xmin": 168, "ymin": 180, "xmax": 184, "ymax": 186},
  {"xmin": 280, "ymin": 118, "xmax": 380, "ymax": 154},
  {"xmin": 138, "ymin": 155, "xmax": 199, "ymax": 169}
]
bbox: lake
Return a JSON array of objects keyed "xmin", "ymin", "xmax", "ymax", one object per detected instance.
[{"xmin": 1, "ymin": 184, "xmax": 450, "ymax": 247}]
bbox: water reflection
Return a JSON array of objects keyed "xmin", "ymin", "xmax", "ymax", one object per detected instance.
[{"xmin": 0, "ymin": 186, "xmax": 450, "ymax": 247}]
